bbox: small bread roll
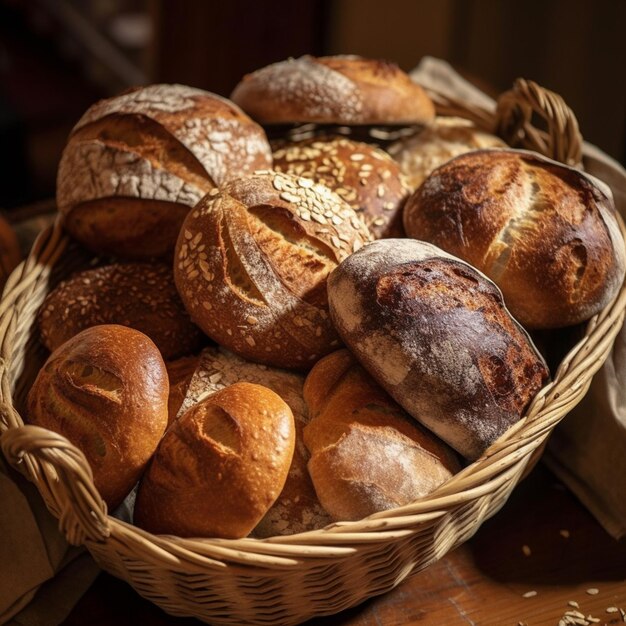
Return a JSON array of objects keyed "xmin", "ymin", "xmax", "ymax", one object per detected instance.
[
  {"xmin": 303, "ymin": 350, "xmax": 460, "ymax": 521},
  {"xmin": 272, "ymin": 136, "xmax": 409, "ymax": 239},
  {"xmin": 134, "ymin": 382, "xmax": 296, "ymax": 538},
  {"xmin": 57, "ymin": 84, "xmax": 272, "ymax": 258},
  {"xmin": 38, "ymin": 262, "xmax": 203, "ymax": 360},
  {"xmin": 403, "ymin": 149, "xmax": 626, "ymax": 328},
  {"xmin": 231, "ymin": 55, "xmax": 435, "ymax": 125},
  {"xmin": 387, "ymin": 116, "xmax": 506, "ymax": 191},
  {"xmin": 174, "ymin": 171, "xmax": 371, "ymax": 369},
  {"xmin": 0, "ymin": 214, "xmax": 21, "ymax": 290},
  {"xmin": 27, "ymin": 325, "xmax": 169, "ymax": 508},
  {"xmin": 328, "ymin": 239, "xmax": 550, "ymax": 460},
  {"xmin": 165, "ymin": 355, "xmax": 199, "ymax": 426}
]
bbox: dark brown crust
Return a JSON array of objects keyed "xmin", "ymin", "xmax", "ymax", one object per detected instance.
[{"xmin": 403, "ymin": 149, "xmax": 626, "ymax": 328}]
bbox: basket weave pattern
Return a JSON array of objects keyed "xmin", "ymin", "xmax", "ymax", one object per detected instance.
[{"xmin": 1, "ymin": 80, "xmax": 625, "ymax": 625}]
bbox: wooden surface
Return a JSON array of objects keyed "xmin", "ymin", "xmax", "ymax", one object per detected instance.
[{"xmin": 61, "ymin": 464, "xmax": 626, "ymax": 626}]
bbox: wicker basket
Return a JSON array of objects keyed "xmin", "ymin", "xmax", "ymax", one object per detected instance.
[{"xmin": 1, "ymin": 80, "xmax": 625, "ymax": 626}]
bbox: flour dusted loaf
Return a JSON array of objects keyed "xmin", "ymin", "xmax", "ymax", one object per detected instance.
[
  {"xmin": 231, "ymin": 55, "xmax": 435, "ymax": 125},
  {"xmin": 327, "ymin": 239, "xmax": 549, "ymax": 460},
  {"xmin": 403, "ymin": 150, "xmax": 626, "ymax": 328},
  {"xmin": 134, "ymin": 382, "xmax": 295, "ymax": 538},
  {"xmin": 303, "ymin": 350, "xmax": 460, "ymax": 521},
  {"xmin": 387, "ymin": 116, "xmax": 505, "ymax": 191},
  {"xmin": 174, "ymin": 170, "xmax": 371, "ymax": 369},
  {"xmin": 165, "ymin": 355, "xmax": 199, "ymax": 425},
  {"xmin": 27, "ymin": 325, "xmax": 169, "ymax": 508},
  {"xmin": 57, "ymin": 84, "xmax": 272, "ymax": 258},
  {"xmin": 272, "ymin": 136, "xmax": 409, "ymax": 239},
  {"xmin": 38, "ymin": 262, "xmax": 203, "ymax": 360}
]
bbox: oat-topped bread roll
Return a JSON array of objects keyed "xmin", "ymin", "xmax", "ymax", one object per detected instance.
[
  {"xmin": 272, "ymin": 136, "xmax": 409, "ymax": 239},
  {"xmin": 57, "ymin": 84, "xmax": 272, "ymax": 258},
  {"xmin": 177, "ymin": 347, "xmax": 331, "ymax": 536},
  {"xmin": 174, "ymin": 170, "xmax": 371, "ymax": 369},
  {"xmin": 304, "ymin": 350, "xmax": 460, "ymax": 521},
  {"xmin": 328, "ymin": 239, "xmax": 549, "ymax": 460},
  {"xmin": 134, "ymin": 382, "xmax": 295, "ymax": 538},
  {"xmin": 231, "ymin": 55, "xmax": 435, "ymax": 125},
  {"xmin": 27, "ymin": 325, "xmax": 169, "ymax": 508},
  {"xmin": 403, "ymin": 150, "xmax": 626, "ymax": 328},
  {"xmin": 387, "ymin": 116, "xmax": 506, "ymax": 191},
  {"xmin": 38, "ymin": 262, "xmax": 203, "ymax": 360}
]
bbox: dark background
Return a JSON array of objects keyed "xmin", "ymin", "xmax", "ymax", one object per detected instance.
[{"xmin": 1, "ymin": 0, "xmax": 624, "ymax": 210}]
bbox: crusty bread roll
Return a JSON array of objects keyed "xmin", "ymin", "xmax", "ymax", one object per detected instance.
[
  {"xmin": 134, "ymin": 382, "xmax": 295, "ymax": 538},
  {"xmin": 327, "ymin": 239, "xmax": 549, "ymax": 460},
  {"xmin": 272, "ymin": 136, "xmax": 409, "ymax": 239},
  {"xmin": 387, "ymin": 116, "xmax": 505, "ymax": 190},
  {"xmin": 0, "ymin": 214, "xmax": 21, "ymax": 290},
  {"xmin": 177, "ymin": 347, "xmax": 331, "ymax": 536},
  {"xmin": 57, "ymin": 84, "xmax": 272, "ymax": 258},
  {"xmin": 165, "ymin": 355, "xmax": 199, "ymax": 426},
  {"xmin": 27, "ymin": 325, "xmax": 169, "ymax": 508},
  {"xmin": 303, "ymin": 350, "xmax": 460, "ymax": 521},
  {"xmin": 403, "ymin": 150, "xmax": 626, "ymax": 328},
  {"xmin": 231, "ymin": 55, "xmax": 435, "ymax": 125},
  {"xmin": 174, "ymin": 171, "xmax": 371, "ymax": 369},
  {"xmin": 38, "ymin": 262, "xmax": 204, "ymax": 360}
]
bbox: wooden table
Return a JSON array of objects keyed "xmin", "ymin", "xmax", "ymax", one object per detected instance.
[{"xmin": 61, "ymin": 464, "xmax": 626, "ymax": 626}]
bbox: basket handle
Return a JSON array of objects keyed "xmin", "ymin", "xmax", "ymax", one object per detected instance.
[
  {"xmin": 1, "ymin": 424, "xmax": 110, "ymax": 545},
  {"xmin": 495, "ymin": 78, "xmax": 583, "ymax": 167}
]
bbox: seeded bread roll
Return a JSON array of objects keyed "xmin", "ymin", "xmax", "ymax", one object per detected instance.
[
  {"xmin": 134, "ymin": 382, "xmax": 295, "ymax": 538},
  {"xmin": 303, "ymin": 350, "xmax": 460, "ymax": 521},
  {"xmin": 387, "ymin": 116, "xmax": 506, "ymax": 191},
  {"xmin": 57, "ymin": 84, "xmax": 272, "ymax": 258},
  {"xmin": 403, "ymin": 150, "xmax": 626, "ymax": 328},
  {"xmin": 178, "ymin": 347, "xmax": 331, "ymax": 536},
  {"xmin": 328, "ymin": 239, "xmax": 550, "ymax": 460},
  {"xmin": 231, "ymin": 55, "xmax": 435, "ymax": 125},
  {"xmin": 38, "ymin": 262, "xmax": 203, "ymax": 360},
  {"xmin": 27, "ymin": 325, "xmax": 169, "ymax": 508},
  {"xmin": 174, "ymin": 170, "xmax": 371, "ymax": 369},
  {"xmin": 165, "ymin": 355, "xmax": 199, "ymax": 425},
  {"xmin": 272, "ymin": 136, "xmax": 409, "ymax": 239},
  {"xmin": 0, "ymin": 214, "xmax": 21, "ymax": 290}
]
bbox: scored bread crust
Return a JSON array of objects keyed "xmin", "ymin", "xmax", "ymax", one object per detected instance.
[
  {"xmin": 231, "ymin": 55, "xmax": 435, "ymax": 125},
  {"xmin": 174, "ymin": 170, "xmax": 371, "ymax": 369}
]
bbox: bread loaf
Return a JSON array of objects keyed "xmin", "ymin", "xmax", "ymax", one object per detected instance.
[
  {"xmin": 303, "ymin": 350, "xmax": 460, "ymax": 521},
  {"xmin": 57, "ymin": 84, "xmax": 272, "ymax": 258},
  {"xmin": 177, "ymin": 347, "xmax": 331, "ymax": 536},
  {"xmin": 272, "ymin": 136, "xmax": 409, "ymax": 239},
  {"xmin": 403, "ymin": 149, "xmax": 626, "ymax": 328},
  {"xmin": 231, "ymin": 55, "xmax": 435, "ymax": 125},
  {"xmin": 165, "ymin": 355, "xmax": 199, "ymax": 426},
  {"xmin": 174, "ymin": 171, "xmax": 371, "ymax": 369},
  {"xmin": 327, "ymin": 239, "xmax": 549, "ymax": 460},
  {"xmin": 38, "ymin": 262, "xmax": 204, "ymax": 360},
  {"xmin": 27, "ymin": 325, "xmax": 169, "ymax": 508},
  {"xmin": 134, "ymin": 382, "xmax": 295, "ymax": 538},
  {"xmin": 387, "ymin": 116, "xmax": 505, "ymax": 190}
]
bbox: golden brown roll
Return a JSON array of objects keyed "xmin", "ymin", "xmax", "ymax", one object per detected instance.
[
  {"xmin": 231, "ymin": 55, "xmax": 435, "ymax": 125},
  {"xmin": 57, "ymin": 84, "xmax": 272, "ymax": 258},
  {"xmin": 303, "ymin": 350, "xmax": 460, "ymax": 521},
  {"xmin": 272, "ymin": 136, "xmax": 409, "ymax": 239},
  {"xmin": 38, "ymin": 262, "xmax": 204, "ymax": 360},
  {"xmin": 403, "ymin": 149, "xmax": 626, "ymax": 328},
  {"xmin": 27, "ymin": 325, "xmax": 169, "ymax": 509},
  {"xmin": 174, "ymin": 171, "xmax": 371, "ymax": 369},
  {"xmin": 134, "ymin": 382, "xmax": 295, "ymax": 538},
  {"xmin": 0, "ymin": 214, "xmax": 21, "ymax": 291}
]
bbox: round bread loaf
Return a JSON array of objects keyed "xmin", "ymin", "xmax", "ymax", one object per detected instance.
[
  {"xmin": 0, "ymin": 214, "xmax": 21, "ymax": 290},
  {"xmin": 174, "ymin": 171, "xmax": 371, "ymax": 369},
  {"xmin": 134, "ymin": 382, "xmax": 295, "ymax": 538},
  {"xmin": 327, "ymin": 239, "xmax": 550, "ymax": 460},
  {"xmin": 27, "ymin": 325, "xmax": 169, "ymax": 508},
  {"xmin": 403, "ymin": 149, "xmax": 626, "ymax": 328},
  {"xmin": 303, "ymin": 350, "xmax": 460, "ymax": 521},
  {"xmin": 272, "ymin": 136, "xmax": 409, "ymax": 239},
  {"xmin": 38, "ymin": 262, "xmax": 203, "ymax": 360},
  {"xmin": 57, "ymin": 84, "xmax": 272, "ymax": 258},
  {"xmin": 231, "ymin": 55, "xmax": 435, "ymax": 125},
  {"xmin": 387, "ymin": 116, "xmax": 505, "ymax": 190}
]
